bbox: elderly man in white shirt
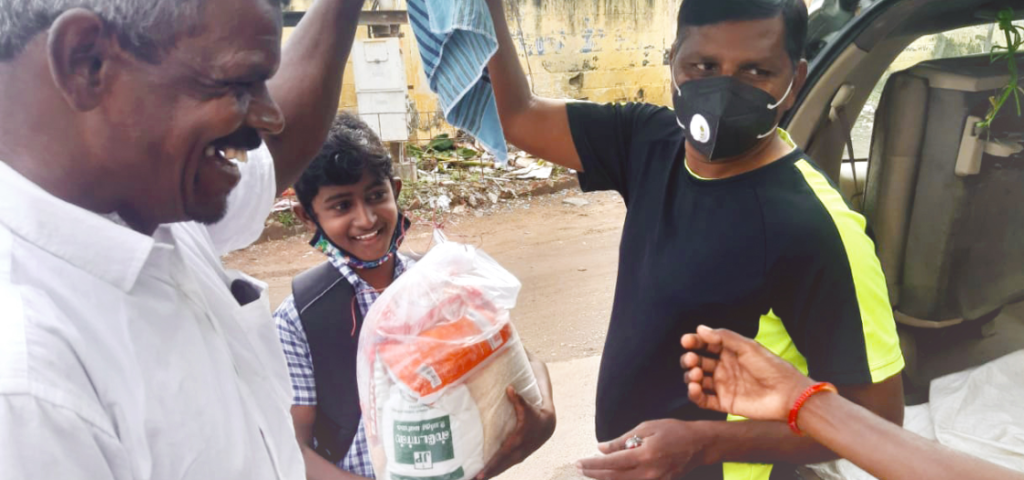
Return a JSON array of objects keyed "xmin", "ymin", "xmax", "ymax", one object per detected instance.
[{"xmin": 0, "ymin": 0, "xmax": 366, "ymax": 478}]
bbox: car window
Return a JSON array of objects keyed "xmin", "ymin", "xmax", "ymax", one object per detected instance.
[
  {"xmin": 850, "ymin": 22, "xmax": 1022, "ymax": 159},
  {"xmin": 806, "ymin": 0, "xmax": 884, "ymax": 61}
]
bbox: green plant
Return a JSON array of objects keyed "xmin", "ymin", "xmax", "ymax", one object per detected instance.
[
  {"xmin": 456, "ymin": 147, "xmax": 480, "ymax": 159},
  {"xmin": 274, "ymin": 210, "xmax": 300, "ymax": 228},
  {"xmin": 427, "ymin": 133, "xmax": 455, "ymax": 151},
  {"xmin": 978, "ymin": 8, "xmax": 1024, "ymax": 131},
  {"xmin": 551, "ymin": 163, "xmax": 566, "ymax": 177},
  {"xmin": 398, "ymin": 181, "xmax": 419, "ymax": 210},
  {"xmin": 406, "ymin": 143, "xmax": 424, "ymax": 159}
]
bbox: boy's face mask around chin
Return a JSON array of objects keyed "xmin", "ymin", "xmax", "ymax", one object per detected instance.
[{"xmin": 310, "ymin": 212, "xmax": 411, "ymax": 270}]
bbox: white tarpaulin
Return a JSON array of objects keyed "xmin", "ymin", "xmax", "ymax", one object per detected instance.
[{"xmin": 810, "ymin": 350, "xmax": 1024, "ymax": 479}]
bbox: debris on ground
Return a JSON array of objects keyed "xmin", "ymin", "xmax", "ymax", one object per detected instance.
[
  {"xmin": 397, "ymin": 134, "xmax": 579, "ymax": 217},
  {"xmin": 510, "ymin": 163, "xmax": 554, "ymax": 180},
  {"xmin": 272, "ymin": 189, "xmax": 299, "ymax": 213},
  {"xmin": 260, "ymin": 135, "xmax": 581, "ymax": 243},
  {"xmin": 258, "ymin": 188, "xmax": 305, "ymax": 243},
  {"xmin": 562, "ymin": 197, "xmax": 590, "ymax": 207}
]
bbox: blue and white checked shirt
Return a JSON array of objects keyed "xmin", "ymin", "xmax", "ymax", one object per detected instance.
[{"xmin": 274, "ymin": 254, "xmax": 413, "ymax": 479}]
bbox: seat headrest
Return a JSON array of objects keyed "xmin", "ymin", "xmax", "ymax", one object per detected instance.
[{"xmin": 905, "ymin": 53, "xmax": 1022, "ymax": 92}]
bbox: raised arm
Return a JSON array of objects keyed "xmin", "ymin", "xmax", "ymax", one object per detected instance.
[
  {"xmin": 265, "ymin": 0, "xmax": 365, "ymax": 194},
  {"xmin": 484, "ymin": 0, "xmax": 582, "ymax": 171},
  {"xmin": 682, "ymin": 327, "xmax": 1024, "ymax": 480}
]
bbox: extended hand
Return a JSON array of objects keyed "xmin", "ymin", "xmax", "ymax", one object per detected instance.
[
  {"xmin": 474, "ymin": 386, "xmax": 556, "ymax": 479},
  {"xmin": 576, "ymin": 419, "xmax": 710, "ymax": 480},
  {"xmin": 680, "ymin": 325, "xmax": 814, "ymax": 422}
]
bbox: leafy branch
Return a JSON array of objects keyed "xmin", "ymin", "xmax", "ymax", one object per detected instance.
[{"xmin": 978, "ymin": 8, "xmax": 1024, "ymax": 131}]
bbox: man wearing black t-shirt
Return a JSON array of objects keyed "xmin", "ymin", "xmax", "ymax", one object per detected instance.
[{"xmin": 484, "ymin": 0, "xmax": 905, "ymax": 479}]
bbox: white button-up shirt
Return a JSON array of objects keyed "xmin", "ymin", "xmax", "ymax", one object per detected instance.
[{"xmin": 0, "ymin": 147, "xmax": 304, "ymax": 480}]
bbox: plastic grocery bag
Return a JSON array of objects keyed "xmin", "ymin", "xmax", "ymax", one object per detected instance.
[{"xmin": 356, "ymin": 236, "xmax": 542, "ymax": 480}]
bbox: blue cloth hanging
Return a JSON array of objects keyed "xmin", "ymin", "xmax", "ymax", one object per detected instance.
[{"xmin": 407, "ymin": 0, "xmax": 509, "ymax": 164}]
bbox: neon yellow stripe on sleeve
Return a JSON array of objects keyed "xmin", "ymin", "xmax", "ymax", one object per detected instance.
[{"xmin": 794, "ymin": 160, "xmax": 904, "ymax": 382}]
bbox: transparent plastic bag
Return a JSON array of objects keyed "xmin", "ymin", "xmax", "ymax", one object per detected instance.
[{"xmin": 357, "ymin": 236, "xmax": 542, "ymax": 480}]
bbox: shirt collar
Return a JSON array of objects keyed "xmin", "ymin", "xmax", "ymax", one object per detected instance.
[
  {"xmin": 0, "ymin": 160, "xmax": 155, "ymax": 292},
  {"xmin": 329, "ymin": 253, "xmax": 411, "ymax": 291}
]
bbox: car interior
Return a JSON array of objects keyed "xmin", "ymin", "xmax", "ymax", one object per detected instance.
[{"xmin": 788, "ymin": 0, "xmax": 1024, "ymax": 402}]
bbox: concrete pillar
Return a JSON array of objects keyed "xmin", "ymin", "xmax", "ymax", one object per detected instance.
[{"xmin": 389, "ymin": 141, "xmax": 417, "ymax": 183}]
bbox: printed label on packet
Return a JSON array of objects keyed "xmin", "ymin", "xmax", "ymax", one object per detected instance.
[
  {"xmin": 393, "ymin": 416, "xmax": 456, "ymax": 467},
  {"xmin": 417, "ymin": 364, "xmax": 443, "ymax": 389},
  {"xmin": 486, "ymin": 332, "xmax": 503, "ymax": 350},
  {"xmin": 465, "ymin": 309, "xmax": 492, "ymax": 332},
  {"xmin": 390, "ymin": 468, "xmax": 466, "ymax": 480}
]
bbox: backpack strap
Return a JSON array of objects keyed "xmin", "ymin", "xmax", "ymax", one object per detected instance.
[{"xmin": 291, "ymin": 261, "xmax": 364, "ymax": 464}]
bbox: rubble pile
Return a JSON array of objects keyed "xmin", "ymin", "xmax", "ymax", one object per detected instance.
[
  {"xmin": 259, "ymin": 135, "xmax": 580, "ymax": 242},
  {"xmin": 399, "ymin": 134, "xmax": 578, "ymax": 216}
]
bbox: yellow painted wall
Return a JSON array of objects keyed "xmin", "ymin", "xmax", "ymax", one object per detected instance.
[
  {"xmin": 284, "ymin": 0, "xmax": 682, "ymax": 141},
  {"xmin": 503, "ymin": 0, "xmax": 680, "ymax": 105},
  {"xmin": 283, "ymin": 0, "xmax": 439, "ymax": 116},
  {"xmin": 889, "ymin": 24, "xmax": 996, "ymax": 73}
]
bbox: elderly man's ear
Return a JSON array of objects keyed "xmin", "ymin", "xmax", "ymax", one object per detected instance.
[{"xmin": 47, "ymin": 8, "xmax": 122, "ymax": 111}]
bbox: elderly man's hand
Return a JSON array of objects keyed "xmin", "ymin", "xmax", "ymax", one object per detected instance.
[
  {"xmin": 576, "ymin": 419, "xmax": 713, "ymax": 480},
  {"xmin": 680, "ymin": 325, "xmax": 816, "ymax": 422}
]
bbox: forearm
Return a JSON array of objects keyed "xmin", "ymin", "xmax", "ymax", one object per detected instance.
[
  {"xmin": 266, "ymin": 0, "xmax": 365, "ymax": 193},
  {"xmin": 482, "ymin": 0, "xmax": 580, "ymax": 170},
  {"xmin": 700, "ymin": 373, "xmax": 905, "ymax": 466},
  {"xmin": 800, "ymin": 393, "xmax": 1024, "ymax": 480},
  {"xmin": 697, "ymin": 419, "xmax": 839, "ymax": 466},
  {"xmin": 698, "ymin": 376, "xmax": 904, "ymax": 467},
  {"xmin": 484, "ymin": 0, "xmax": 535, "ymax": 121},
  {"xmin": 301, "ymin": 444, "xmax": 370, "ymax": 480}
]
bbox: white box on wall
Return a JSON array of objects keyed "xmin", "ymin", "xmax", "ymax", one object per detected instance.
[{"xmin": 352, "ymin": 38, "xmax": 409, "ymax": 142}]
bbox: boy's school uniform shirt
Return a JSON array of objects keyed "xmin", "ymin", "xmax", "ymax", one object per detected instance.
[{"xmin": 275, "ymin": 254, "xmax": 414, "ymax": 478}]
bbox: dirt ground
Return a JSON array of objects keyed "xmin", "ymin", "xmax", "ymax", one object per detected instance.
[{"xmin": 223, "ymin": 190, "xmax": 627, "ymax": 363}]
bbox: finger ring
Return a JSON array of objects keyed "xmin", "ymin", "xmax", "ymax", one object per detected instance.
[{"xmin": 625, "ymin": 435, "xmax": 643, "ymax": 449}]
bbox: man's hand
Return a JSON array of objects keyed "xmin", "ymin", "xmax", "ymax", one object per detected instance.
[
  {"xmin": 576, "ymin": 419, "xmax": 712, "ymax": 480},
  {"xmin": 474, "ymin": 352, "xmax": 556, "ymax": 480},
  {"xmin": 680, "ymin": 325, "xmax": 815, "ymax": 422}
]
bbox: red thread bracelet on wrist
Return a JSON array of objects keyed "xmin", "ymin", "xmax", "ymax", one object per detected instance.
[{"xmin": 788, "ymin": 382, "xmax": 838, "ymax": 435}]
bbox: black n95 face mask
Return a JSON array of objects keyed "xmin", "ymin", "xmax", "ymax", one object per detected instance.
[{"xmin": 672, "ymin": 74, "xmax": 792, "ymax": 161}]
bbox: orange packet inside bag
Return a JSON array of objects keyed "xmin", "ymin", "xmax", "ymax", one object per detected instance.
[{"xmin": 377, "ymin": 288, "xmax": 513, "ymax": 399}]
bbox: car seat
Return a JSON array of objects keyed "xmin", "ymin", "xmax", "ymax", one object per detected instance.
[{"xmin": 864, "ymin": 54, "xmax": 1024, "ymax": 328}]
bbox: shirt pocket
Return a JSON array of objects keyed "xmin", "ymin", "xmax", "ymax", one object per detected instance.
[
  {"xmin": 225, "ymin": 270, "xmax": 293, "ymax": 404},
  {"xmin": 223, "ymin": 270, "xmax": 299, "ymax": 480}
]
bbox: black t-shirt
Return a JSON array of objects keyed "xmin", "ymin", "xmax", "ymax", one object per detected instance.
[{"xmin": 567, "ymin": 101, "xmax": 904, "ymax": 478}]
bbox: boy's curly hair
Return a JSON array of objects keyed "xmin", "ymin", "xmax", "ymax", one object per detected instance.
[{"xmin": 294, "ymin": 112, "xmax": 394, "ymax": 214}]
